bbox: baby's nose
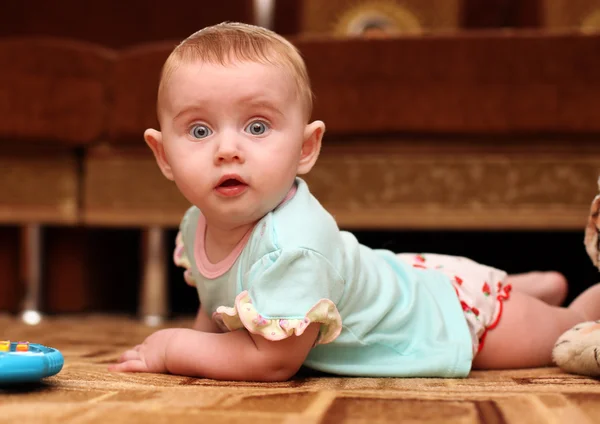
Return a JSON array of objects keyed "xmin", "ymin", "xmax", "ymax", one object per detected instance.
[{"xmin": 215, "ymin": 139, "xmax": 243, "ymax": 163}]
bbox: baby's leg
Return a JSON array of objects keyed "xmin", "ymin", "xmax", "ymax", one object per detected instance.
[
  {"xmin": 567, "ymin": 283, "xmax": 600, "ymax": 321},
  {"xmin": 473, "ymin": 285, "xmax": 600, "ymax": 369},
  {"xmin": 505, "ymin": 272, "xmax": 567, "ymax": 306}
]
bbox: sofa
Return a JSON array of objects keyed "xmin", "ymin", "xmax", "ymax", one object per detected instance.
[{"xmin": 2, "ymin": 1, "xmax": 600, "ymax": 322}]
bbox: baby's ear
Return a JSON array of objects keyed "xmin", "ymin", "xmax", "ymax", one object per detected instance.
[
  {"xmin": 297, "ymin": 120, "xmax": 325, "ymax": 175},
  {"xmin": 144, "ymin": 129, "xmax": 174, "ymax": 180}
]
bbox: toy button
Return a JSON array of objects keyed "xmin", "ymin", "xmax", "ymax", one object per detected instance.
[
  {"xmin": 16, "ymin": 342, "xmax": 29, "ymax": 352},
  {"xmin": 0, "ymin": 340, "xmax": 10, "ymax": 352}
]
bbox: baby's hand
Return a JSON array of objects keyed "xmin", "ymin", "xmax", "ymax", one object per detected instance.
[{"xmin": 108, "ymin": 329, "xmax": 176, "ymax": 373}]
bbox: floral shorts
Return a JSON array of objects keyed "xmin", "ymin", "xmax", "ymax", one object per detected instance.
[{"xmin": 397, "ymin": 253, "xmax": 512, "ymax": 357}]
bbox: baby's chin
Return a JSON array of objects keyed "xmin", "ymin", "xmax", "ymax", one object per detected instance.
[
  {"xmin": 199, "ymin": 188, "xmax": 291, "ymax": 228},
  {"xmin": 203, "ymin": 205, "xmax": 272, "ymax": 229}
]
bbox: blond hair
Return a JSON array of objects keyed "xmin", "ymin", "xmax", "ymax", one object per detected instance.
[{"xmin": 157, "ymin": 22, "xmax": 313, "ymax": 119}]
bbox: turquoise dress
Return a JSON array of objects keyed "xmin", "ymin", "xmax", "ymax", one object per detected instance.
[{"xmin": 174, "ymin": 178, "xmax": 473, "ymax": 377}]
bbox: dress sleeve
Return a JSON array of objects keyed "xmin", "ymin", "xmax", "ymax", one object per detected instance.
[
  {"xmin": 213, "ymin": 248, "xmax": 345, "ymax": 345},
  {"xmin": 173, "ymin": 208, "xmax": 197, "ymax": 287}
]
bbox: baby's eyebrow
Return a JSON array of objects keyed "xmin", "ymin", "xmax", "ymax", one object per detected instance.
[
  {"xmin": 239, "ymin": 98, "xmax": 284, "ymax": 118},
  {"xmin": 172, "ymin": 106, "xmax": 209, "ymax": 122}
]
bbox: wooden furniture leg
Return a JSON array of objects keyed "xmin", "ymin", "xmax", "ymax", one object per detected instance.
[
  {"xmin": 20, "ymin": 224, "xmax": 43, "ymax": 325},
  {"xmin": 140, "ymin": 227, "xmax": 169, "ymax": 326},
  {"xmin": 254, "ymin": 0, "xmax": 275, "ymax": 28}
]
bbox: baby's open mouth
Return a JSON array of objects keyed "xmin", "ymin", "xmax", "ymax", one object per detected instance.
[
  {"xmin": 215, "ymin": 176, "xmax": 248, "ymax": 197},
  {"xmin": 218, "ymin": 178, "xmax": 245, "ymax": 187}
]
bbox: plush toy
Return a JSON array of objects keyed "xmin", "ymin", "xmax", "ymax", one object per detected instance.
[{"xmin": 552, "ymin": 180, "xmax": 600, "ymax": 376}]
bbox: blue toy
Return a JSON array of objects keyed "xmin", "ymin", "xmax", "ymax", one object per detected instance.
[{"xmin": 0, "ymin": 341, "xmax": 64, "ymax": 384}]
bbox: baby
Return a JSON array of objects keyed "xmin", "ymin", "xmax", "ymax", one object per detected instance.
[{"xmin": 110, "ymin": 22, "xmax": 600, "ymax": 381}]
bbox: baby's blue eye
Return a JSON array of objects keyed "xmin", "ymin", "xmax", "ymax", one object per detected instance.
[
  {"xmin": 190, "ymin": 124, "xmax": 212, "ymax": 139},
  {"xmin": 245, "ymin": 120, "xmax": 269, "ymax": 136}
]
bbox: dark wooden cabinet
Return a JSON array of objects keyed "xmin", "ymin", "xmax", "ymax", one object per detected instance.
[{"xmin": 2, "ymin": 2, "xmax": 600, "ymax": 314}]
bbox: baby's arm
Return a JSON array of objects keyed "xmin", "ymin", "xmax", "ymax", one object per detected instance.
[
  {"xmin": 192, "ymin": 305, "xmax": 222, "ymax": 333},
  {"xmin": 109, "ymin": 324, "xmax": 320, "ymax": 381}
]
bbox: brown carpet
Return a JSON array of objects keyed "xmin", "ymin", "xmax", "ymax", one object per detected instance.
[{"xmin": 1, "ymin": 315, "xmax": 600, "ymax": 423}]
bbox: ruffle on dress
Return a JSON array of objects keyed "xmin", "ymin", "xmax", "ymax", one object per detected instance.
[
  {"xmin": 213, "ymin": 291, "xmax": 342, "ymax": 345},
  {"xmin": 173, "ymin": 231, "xmax": 196, "ymax": 286}
]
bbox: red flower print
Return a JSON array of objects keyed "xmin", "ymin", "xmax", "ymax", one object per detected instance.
[
  {"xmin": 497, "ymin": 284, "xmax": 512, "ymax": 300},
  {"xmin": 460, "ymin": 300, "xmax": 470, "ymax": 311},
  {"xmin": 413, "ymin": 264, "xmax": 427, "ymax": 269},
  {"xmin": 416, "ymin": 254, "xmax": 426, "ymax": 263},
  {"xmin": 471, "ymin": 307, "xmax": 480, "ymax": 316},
  {"xmin": 454, "ymin": 276, "xmax": 463, "ymax": 285},
  {"xmin": 482, "ymin": 282, "xmax": 491, "ymax": 296}
]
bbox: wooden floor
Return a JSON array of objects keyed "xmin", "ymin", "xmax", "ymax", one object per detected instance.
[{"xmin": 1, "ymin": 315, "xmax": 600, "ymax": 423}]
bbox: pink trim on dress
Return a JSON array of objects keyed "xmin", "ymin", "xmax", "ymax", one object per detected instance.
[
  {"xmin": 278, "ymin": 183, "xmax": 297, "ymax": 208},
  {"xmin": 194, "ymin": 181, "xmax": 298, "ymax": 279},
  {"xmin": 194, "ymin": 214, "xmax": 253, "ymax": 279}
]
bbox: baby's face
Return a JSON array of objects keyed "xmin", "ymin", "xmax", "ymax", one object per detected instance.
[{"xmin": 158, "ymin": 60, "xmax": 307, "ymax": 228}]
